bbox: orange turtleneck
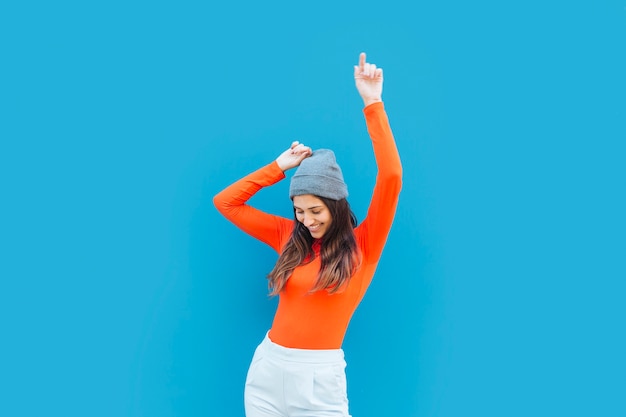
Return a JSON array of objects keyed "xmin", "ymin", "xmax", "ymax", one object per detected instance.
[{"xmin": 213, "ymin": 102, "xmax": 402, "ymax": 349}]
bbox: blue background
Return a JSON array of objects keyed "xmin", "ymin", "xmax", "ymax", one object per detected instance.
[{"xmin": 1, "ymin": 1, "xmax": 625, "ymax": 416}]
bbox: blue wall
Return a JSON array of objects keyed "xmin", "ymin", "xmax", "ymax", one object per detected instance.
[{"xmin": 1, "ymin": 1, "xmax": 624, "ymax": 416}]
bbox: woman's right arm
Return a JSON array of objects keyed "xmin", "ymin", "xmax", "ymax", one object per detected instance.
[
  {"xmin": 213, "ymin": 161, "xmax": 292, "ymax": 252},
  {"xmin": 213, "ymin": 142, "xmax": 312, "ymax": 252}
]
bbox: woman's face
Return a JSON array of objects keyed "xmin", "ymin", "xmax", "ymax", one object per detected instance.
[{"xmin": 293, "ymin": 194, "xmax": 333, "ymax": 239}]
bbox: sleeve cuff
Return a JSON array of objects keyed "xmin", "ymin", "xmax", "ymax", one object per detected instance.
[
  {"xmin": 363, "ymin": 101, "xmax": 384, "ymax": 114},
  {"xmin": 268, "ymin": 160, "xmax": 287, "ymax": 180}
]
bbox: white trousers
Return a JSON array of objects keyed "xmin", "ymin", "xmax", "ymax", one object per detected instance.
[{"xmin": 244, "ymin": 332, "xmax": 352, "ymax": 417}]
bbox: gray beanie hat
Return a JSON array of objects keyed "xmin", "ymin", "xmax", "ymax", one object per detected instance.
[{"xmin": 289, "ymin": 149, "xmax": 348, "ymax": 200}]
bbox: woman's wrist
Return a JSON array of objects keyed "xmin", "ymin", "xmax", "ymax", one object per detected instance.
[
  {"xmin": 362, "ymin": 97, "xmax": 382, "ymax": 107},
  {"xmin": 275, "ymin": 158, "xmax": 291, "ymax": 172}
]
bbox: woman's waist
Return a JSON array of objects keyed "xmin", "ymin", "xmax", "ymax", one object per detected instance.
[{"xmin": 265, "ymin": 328, "xmax": 346, "ymax": 357}]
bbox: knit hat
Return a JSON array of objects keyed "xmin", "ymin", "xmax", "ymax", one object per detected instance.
[{"xmin": 289, "ymin": 149, "xmax": 348, "ymax": 200}]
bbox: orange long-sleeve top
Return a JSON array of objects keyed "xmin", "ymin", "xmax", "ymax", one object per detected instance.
[{"xmin": 213, "ymin": 102, "xmax": 402, "ymax": 349}]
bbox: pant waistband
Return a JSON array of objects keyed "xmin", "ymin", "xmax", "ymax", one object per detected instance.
[{"xmin": 259, "ymin": 332, "xmax": 345, "ymax": 364}]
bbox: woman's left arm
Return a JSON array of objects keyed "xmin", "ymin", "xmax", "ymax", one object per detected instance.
[{"xmin": 354, "ymin": 53, "xmax": 403, "ymax": 261}]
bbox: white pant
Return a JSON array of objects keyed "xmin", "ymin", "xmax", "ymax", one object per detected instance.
[{"xmin": 244, "ymin": 332, "xmax": 352, "ymax": 417}]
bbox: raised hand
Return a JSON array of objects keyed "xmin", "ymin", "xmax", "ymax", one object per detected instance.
[
  {"xmin": 354, "ymin": 52, "xmax": 383, "ymax": 106},
  {"xmin": 275, "ymin": 141, "xmax": 313, "ymax": 172}
]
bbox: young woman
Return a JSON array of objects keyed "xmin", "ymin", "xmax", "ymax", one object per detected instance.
[{"xmin": 214, "ymin": 52, "xmax": 402, "ymax": 417}]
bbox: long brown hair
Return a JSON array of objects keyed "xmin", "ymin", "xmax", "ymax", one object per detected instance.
[{"xmin": 267, "ymin": 196, "xmax": 361, "ymax": 295}]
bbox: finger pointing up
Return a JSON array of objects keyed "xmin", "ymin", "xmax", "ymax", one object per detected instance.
[{"xmin": 354, "ymin": 52, "xmax": 366, "ymax": 77}]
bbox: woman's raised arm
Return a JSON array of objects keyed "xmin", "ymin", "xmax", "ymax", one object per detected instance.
[{"xmin": 354, "ymin": 53, "xmax": 403, "ymax": 261}]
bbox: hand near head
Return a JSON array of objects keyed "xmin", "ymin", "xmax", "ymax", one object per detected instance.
[
  {"xmin": 354, "ymin": 52, "xmax": 383, "ymax": 107},
  {"xmin": 276, "ymin": 141, "xmax": 313, "ymax": 172}
]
